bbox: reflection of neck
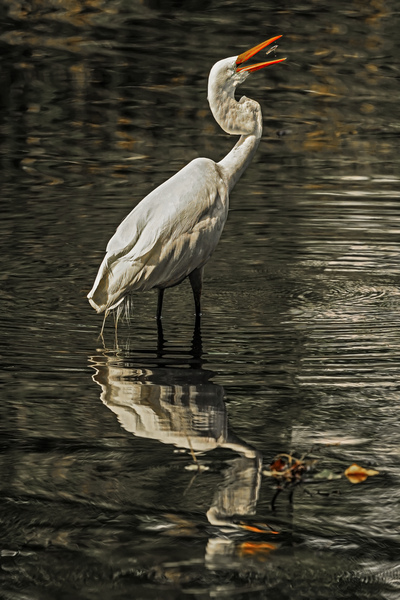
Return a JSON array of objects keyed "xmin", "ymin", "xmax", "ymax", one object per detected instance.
[
  {"xmin": 223, "ymin": 440, "xmax": 260, "ymax": 460},
  {"xmin": 206, "ymin": 454, "xmax": 263, "ymax": 527},
  {"xmin": 218, "ymin": 111, "xmax": 263, "ymax": 194}
]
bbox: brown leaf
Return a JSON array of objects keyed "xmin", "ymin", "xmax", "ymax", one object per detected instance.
[
  {"xmin": 344, "ymin": 463, "xmax": 379, "ymax": 484},
  {"xmin": 269, "ymin": 457, "xmax": 286, "ymax": 472}
]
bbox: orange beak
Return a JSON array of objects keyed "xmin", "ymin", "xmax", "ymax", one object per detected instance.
[{"xmin": 236, "ymin": 35, "xmax": 286, "ymax": 73}]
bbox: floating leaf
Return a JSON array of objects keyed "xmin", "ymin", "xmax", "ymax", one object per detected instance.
[
  {"xmin": 344, "ymin": 463, "xmax": 379, "ymax": 484},
  {"xmin": 313, "ymin": 469, "xmax": 342, "ymax": 481},
  {"xmin": 269, "ymin": 457, "xmax": 287, "ymax": 472},
  {"xmin": 265, "ymin": 453, "xmax": 310, "ymax": 481}
]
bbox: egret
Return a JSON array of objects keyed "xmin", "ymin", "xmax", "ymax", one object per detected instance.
[{"xmin": 88, "ymin": 37, "xmax": 285, "ymax": 330}]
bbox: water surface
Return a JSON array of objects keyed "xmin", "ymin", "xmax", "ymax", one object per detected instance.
[{"xmin": 1, "ymin": 1, "xmax": 400, "ymax": 598}]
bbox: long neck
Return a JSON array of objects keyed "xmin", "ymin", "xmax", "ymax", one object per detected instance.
[
  {"xmin": 218, "ymin": 113, "xmax": 262, "ymax": 193},
  {"xmin": 207, "ymin": 58, "xmax": 264, "ymax": 194}
]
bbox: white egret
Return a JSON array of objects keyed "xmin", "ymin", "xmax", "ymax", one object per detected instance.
[{"xmin": 88, "ymin": 37, "xmax": 285, "ymax": 329}]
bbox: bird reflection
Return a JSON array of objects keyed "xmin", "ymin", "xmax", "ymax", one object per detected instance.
[
  {"xmin": 156, "ymin": 317, "xmax": 202, "ymax": 362},
  {"xmin": 89, "ymin": 326, "xmax": 264, "ymax": 538}
]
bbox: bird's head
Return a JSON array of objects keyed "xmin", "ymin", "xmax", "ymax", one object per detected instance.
[{"xmin": 208, "ymin": 36, "xmax": 285, "ymax": 136}]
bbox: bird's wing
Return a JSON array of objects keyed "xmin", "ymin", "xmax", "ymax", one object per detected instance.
[
  {"xmin": 107, "ymin": 158, "xmax": 225, "ymax": 257},
  {"xmin": 88, "ymin": 158, "xmax": 228, "ymax": 312}
]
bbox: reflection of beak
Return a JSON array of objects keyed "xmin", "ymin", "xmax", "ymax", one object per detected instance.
[
  {"xmin": 239, "ymin": 541, "xmax": 278, "ymax": 556},
  {"xmin": 236, "ymin": 35, "xmax": 286, "ymax": 73},
  {"xmin": 238, "ymin": 523, "xmax": 280, "ymax": 535}
]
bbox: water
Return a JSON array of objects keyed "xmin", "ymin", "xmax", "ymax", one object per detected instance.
[{"xmin": 1, "ymin": 1, "xmax": 400, "ymax": 598}]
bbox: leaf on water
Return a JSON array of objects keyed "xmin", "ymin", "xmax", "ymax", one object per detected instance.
[
  {"xmin": 269, "ymin": 457, "xmax": 287, "ymax": 472},
  {"xmin": 265, "ymin": 453, "xmax": 309, "ymax": 481},
  {"xmin": 313, "ymin": 469, "xmax": 342, "ymax": 480},
  {"xmin": 344, "ymin": 463, "xmax": 379, "ymax": 484}
]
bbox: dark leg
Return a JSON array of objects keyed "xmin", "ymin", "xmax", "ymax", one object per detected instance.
[
  {"xmin": 156, "ymin": 288, "xmax": 164, "ymax": 320},
  {"xmin": 189, "ymin": 267, "xmax": 203, "ymax": 318}
]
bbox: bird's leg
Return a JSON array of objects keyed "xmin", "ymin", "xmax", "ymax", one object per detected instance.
[
  {"xmin": 113, "ymin": 309, "xmax": 121, "ymax": 349},
  {"xmin": 189, "ymin": 267, "xmax": 203, "ymax": 319},
  {"xmin": 99, "ymin": 309, "xmax": 109, "ymax": 342},
  {"xmin": 156, "ymin": 288, "xmax": 164, "ymax": 320}
]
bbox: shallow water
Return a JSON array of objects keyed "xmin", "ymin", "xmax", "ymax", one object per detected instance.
[{"xmin": 1, "ymin": 1, "xmax": 400, "ymax": 598}]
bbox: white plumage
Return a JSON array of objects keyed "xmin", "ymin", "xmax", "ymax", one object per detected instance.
[
  {"xmin": 89, "ymin": 158, "xmax": 227, "ymax": 313},
  {"xmin": 88, "ymin": 36, "xmax": 285, "ymax": 324}
]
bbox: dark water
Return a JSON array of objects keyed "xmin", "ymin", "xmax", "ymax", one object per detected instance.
[{"xmin": 1, "ymin": 1, "xmax": 400, "ymax": 598}]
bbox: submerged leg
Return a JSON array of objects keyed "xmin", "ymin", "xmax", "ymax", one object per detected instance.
[
  {"xmin": 191, "ymin": 318, "xmax": 203, "ymax": 360},
  {"xmin": 157, "ymin": 318, "xmax": 165, "ymax": 356},
  {"xmin": 156, "ymin": 288, "xmax": 164, "ymax": 320},
  {"xmin": 189, "ymin": 267, "xmax": 203, "ymax": 318}
]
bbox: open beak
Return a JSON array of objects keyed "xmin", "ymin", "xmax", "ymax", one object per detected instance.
[{"xmin": 236, "ymin": 35, "xmax": 286, "ymax": 73}]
